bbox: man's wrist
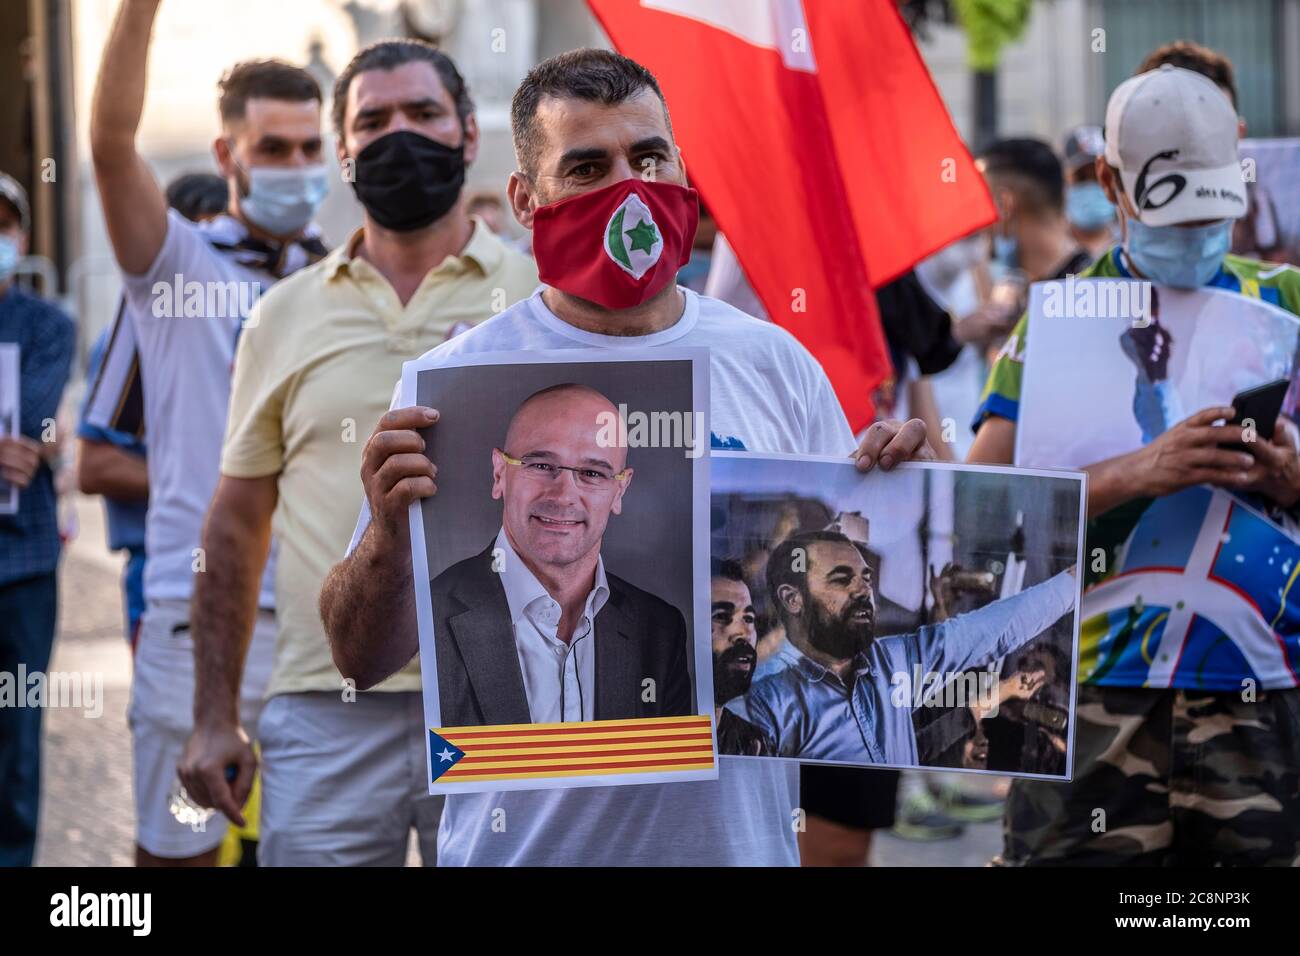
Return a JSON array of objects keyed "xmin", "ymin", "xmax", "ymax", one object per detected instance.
[
  {"xmin": 1089, "ymin": 449, "xmax": 1146, "ymax": 514},
  {"xmin": 193, "ymin": 693, "xmax": 240, "ymax": 730},
  {"xmin": 1119, "ymin": 445, "xmax": 1156, "ymax": 499},
  {"xmin": 193, "ymin": 709, "xmax": 239, "ymax": 731},
  {"xmin": 361, "ymin": 519, "xmax": 410, "ymax": 568}
]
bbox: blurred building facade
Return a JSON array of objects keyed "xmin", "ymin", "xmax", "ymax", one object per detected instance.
[{"xmin": 917, "ymin": 0, "xmax": 1300, "ymax": 146}]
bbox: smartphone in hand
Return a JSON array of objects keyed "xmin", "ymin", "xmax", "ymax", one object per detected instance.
[{"xmin": 1223, "ymin": 378, "xmax": 1290, "ymax": 452}]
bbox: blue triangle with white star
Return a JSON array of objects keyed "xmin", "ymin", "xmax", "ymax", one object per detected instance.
[{"xmin": 428, "ymin": 730, "xmax": 466, "ymax": 782}]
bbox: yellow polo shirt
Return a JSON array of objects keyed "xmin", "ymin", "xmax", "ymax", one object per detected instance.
[{"xmin": 221, "ymin": 217, "xmax": 538, "ymax": 697}]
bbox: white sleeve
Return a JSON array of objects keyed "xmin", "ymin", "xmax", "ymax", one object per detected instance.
[
  {"xmin": 799, "ymin": 350, "xmax": 856, "ymax": 456},
  {"xmin": 118, "ymin": 210, "xmax": 219, "ymax": 319}
]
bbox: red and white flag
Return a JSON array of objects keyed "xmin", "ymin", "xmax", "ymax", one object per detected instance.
[{"xmin": 588, "ymin": 0, "xmax": 996, "ymax": 429}]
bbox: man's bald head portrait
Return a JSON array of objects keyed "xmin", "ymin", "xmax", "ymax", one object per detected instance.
[
  {"xmin": 491, "ymin": 383, "xmax": 634, "ymax": 573},
  {"xmin": 423, "ymin": 373, "xmax": 695, "ymax": 729}
]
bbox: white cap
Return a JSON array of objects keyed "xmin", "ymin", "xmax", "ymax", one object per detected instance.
[{"xmin": 1103, "ymin": 64, "xmax": 1246, "ymax": 226}]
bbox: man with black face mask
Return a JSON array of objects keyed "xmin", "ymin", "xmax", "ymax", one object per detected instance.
[
  {"xmin": 728, "ymin": 531, "xmax": 1075, "ymax": 766},
  {"xmin": 177, "ymin": 39, "xmax": 536, "ymax": 866}
]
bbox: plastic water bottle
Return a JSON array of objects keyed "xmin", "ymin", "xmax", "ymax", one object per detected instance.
[
  {"xmin": 167, "ymin": 779, "xmax": 214, "ymax": 833},
  {"xmin": 166, "ymin": 765, "xmax": 234, "ymax": 832}
]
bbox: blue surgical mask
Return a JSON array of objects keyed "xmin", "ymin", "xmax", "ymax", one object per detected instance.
[
  {"xmin": 1125, "ymin": 217, "xmax": 1231, "ymax": 289},
  {"xmin": 0, "ymin": 234, "xmax": 18, "ymax": 281},
  {"xmin": 989, "ymin": 231, "xmax": 1020, "ymax": 282},
  {"xmin": 240, "ymin": 165, "xmax": 329, "ymax": 236},
  {"xmin": 992, "ymin": 233, "xmax": 1019, "ymax": 268},
  {"xmin": 1065, "ymin": 182, "xmax": 1115, "ymax": 231}
]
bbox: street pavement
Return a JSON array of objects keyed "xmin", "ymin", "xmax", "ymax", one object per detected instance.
[
  {"xmin": 35, "ymin": 495, "xmax": 1002, "ymax": 866},
  {"xmin": 35, "ymin": 495, "xmax": 135, "ymax": 866}
]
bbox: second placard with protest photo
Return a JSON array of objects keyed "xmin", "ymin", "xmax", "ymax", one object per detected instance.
[{"xmin": 710, "ymin": 453, "xmax": 1086, "ymax": 780}]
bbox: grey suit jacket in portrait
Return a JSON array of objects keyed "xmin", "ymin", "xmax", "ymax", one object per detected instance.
[{"xmin": 428, "ymin": 543, "xmax": 693, "ymax": 727}]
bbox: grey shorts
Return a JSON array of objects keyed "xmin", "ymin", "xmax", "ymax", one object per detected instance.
[{"xmin": 256, "ymin": 690, "xmax": 444, "ymax": 866}]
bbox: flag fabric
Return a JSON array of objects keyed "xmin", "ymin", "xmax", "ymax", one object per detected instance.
[
  {"xmin": 429, "ymin": 715, "xmax": 715, "ymax": 784},
  {"xmin": 588, "ymin": 0, "xmax": 997, "ymax": 430}
]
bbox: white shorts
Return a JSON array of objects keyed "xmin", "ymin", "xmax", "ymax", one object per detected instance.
[
  {"xmin": 257, "ymin": 691, "xmax": 443, "ymax": 866},
  {"xmin": 127, "ymin": 598, "xmax": 275, "ymax": 858}
]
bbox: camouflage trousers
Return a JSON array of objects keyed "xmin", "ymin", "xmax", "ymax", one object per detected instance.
[{"xmin": 998, "ymin": 683, "xmax": 1300, "ymax": 866}]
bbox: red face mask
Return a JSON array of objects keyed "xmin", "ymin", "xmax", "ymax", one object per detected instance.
[{"xmin": 531, "ymin": 178, "xmax": 699, "ymax": 310}]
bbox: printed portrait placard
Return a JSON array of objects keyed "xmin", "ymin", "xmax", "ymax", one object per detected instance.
[
  {"xmin": 710, "ymin": 452, "xmax": 1086, "ymax": 781},
  {"xmin": 402, "ymin": 348, "xmax": 715, "ymax": 795}
]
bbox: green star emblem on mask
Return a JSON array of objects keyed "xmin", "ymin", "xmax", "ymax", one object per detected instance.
[
  {"xmin": 604, "ymin": 191, "xmax": 664, "ymax": 279},
  {"xmin": 624, "ymin": 219, "xmax": 659, "ymax": 254}
]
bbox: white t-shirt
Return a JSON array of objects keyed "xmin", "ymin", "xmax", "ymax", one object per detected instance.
[
  {"xmin": 353, "ymin": 286, "xmax": 855, "ymax": 866},
  {"xmin": 495, "ymin": 527, "xmax": 609, "ymax": 724},
  {"xmin": 118, "ymin": 210, "xmax": 277, "ymax": 607}
]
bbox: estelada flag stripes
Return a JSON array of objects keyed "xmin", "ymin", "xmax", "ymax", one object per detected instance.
[
  {"xmin": 429, "ymin": 715, "xmax": 715, "ymax": 783},
  {"xmin": 588, "ymin": 0, "xmax": 997, "ymax": 431}
]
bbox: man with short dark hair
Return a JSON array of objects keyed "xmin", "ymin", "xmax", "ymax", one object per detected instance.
[
  {"xmin": 1136, "ymin": 40, "xmax": 1236, "ymax": 96},
  {"xmin": 732, "ymin": 531, "xmax": 1075, "ymax": 765},
  {"xmin": 0, "ymin": 171, "xmax": 75, "ymax": 867},
  {"xmin": 330, "ymin": 39, "xmax": 475, "ymax": 143},
  {"xmin": 163, "ymin": 173, "xmax": 228, "ymax": 224},
  {"xmin": 710, "ymin": 559, "xmax": 771, "ymax": 756},
  {"xmin": 977, "ymin": 138, "xmax": 1091, "ymax": 286},
  {"xmin": 177, "ymin": 37, "xmax": 536, "ymax": 866},
  {"xmin": 320, "ymin": 47, "xmax": 935, "ymax": 866},
  {"xmin": 90, "ymin": 0, "xmax": 329, "ymax": 866}
]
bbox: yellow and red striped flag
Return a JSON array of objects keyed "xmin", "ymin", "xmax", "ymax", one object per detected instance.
[{"xmin": 429, "ymin": 715, "xmax": 715, "ymax": 787}]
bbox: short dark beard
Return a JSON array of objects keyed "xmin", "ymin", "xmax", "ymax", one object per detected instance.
[
  {"xmin": 713, "ymin": 642, "xmax": 757, "ymax": 705},
  {"xmin": 803, "ymin": 589, "xmax": 874, "ymax": 661}
]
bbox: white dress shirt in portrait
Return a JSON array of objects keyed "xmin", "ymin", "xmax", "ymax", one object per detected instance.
[{"xmin": 494, "ymin": 528, "xmax": 610, "ymax": 723}]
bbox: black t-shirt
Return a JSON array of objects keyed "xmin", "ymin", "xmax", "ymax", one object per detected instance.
[{"xmin": 876, "ymin": 269, "xmax": 962, "ymax": 378}]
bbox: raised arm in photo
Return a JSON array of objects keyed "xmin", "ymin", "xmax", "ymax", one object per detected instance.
[{"xmin": 915, "ymin": 567, "xmax": 1077, "ymax": 678}]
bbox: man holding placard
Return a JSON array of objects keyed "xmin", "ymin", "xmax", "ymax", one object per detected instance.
[
  {"xmin": 971, "ymin": 58, "xmax": 1300, "ymax": 866},
  {"xmin": 320, "ymin": 49, "xmax": 934, "ymax": 866},
  {"xmin": 0, "ymin": 172, "xmax": 75, "ymax": 867}
]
